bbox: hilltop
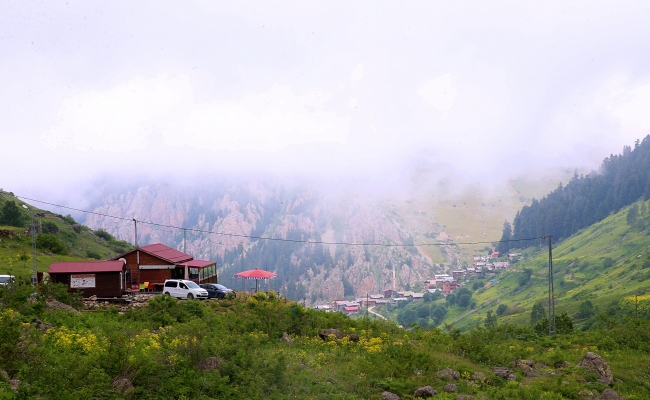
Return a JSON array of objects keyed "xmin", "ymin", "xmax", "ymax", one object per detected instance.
[{"xmin": 0, "ymin": 192, "xmax": 133, "ymax": 278}]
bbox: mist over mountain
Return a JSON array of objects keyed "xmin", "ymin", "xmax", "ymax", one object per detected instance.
[{"xmin": 85, "ymin": 178, "xmax": 464, "ymax": 303}]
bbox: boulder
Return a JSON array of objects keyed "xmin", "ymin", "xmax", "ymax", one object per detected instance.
[
  {"xmin": 471, "ymin": 371, "xmax": 486, "ymax": 381},
  {"xmin": 443, "ymin": 384, "xmax": 458, "ymax": 393},
  {"xmin": 493, "ymin": 366, "xmax": 516, "ymax": 380},
  {"xmin": 514, "ymin": 359, "xmax": 540, "ymax": 377},
  {"xmin": 281, "ymin": 332, "xmax": 293, "ymax": 344},
  {"xmin": 31, "ymin": 318, "xmax": 53, "ymax": 332},
  {"xmin": 601, "ymin": 388, "xmax": 625, "ymax": 400},
  {"xmin": 413, "ymin": 385, "xmax": 437, "ymax": 398},
  {"xmin": 318, "ymin": 328, "xmax": 343, "ymax": 341},
  {"xmin": 46, "ymin": 300, "xmax": 81, "ymax": 314},
  {"xmin": 346, "ymin": 333, "xmax": 360, "ymax": 342},
  {"xmin": 9, "ymin": 380, "xmax": 20, "ymax": 392},
  {"xmin": 555, "ymin": 361, "xmax": 570, "ymax": 368},
  {"xmin": 0, "ymin": 369, "xmax": 9, "ymax": 382},
  {"xmin": 436, "ymin": 367, "xmax": 461, "ymax": 381},
  {"xmin": 577, "ymin": 352, "xmax": 613, "ymax": 385},
  {"xmin": 112, "ymin": 378, "xmax": 134, "ymax": 395},
  {"xmin": 381, "ymin": 390, "xmax": 401, "ymax": 400},
  {"xmin": 197, "ymin": 357, "xmax": 224, "ymax": 372}
]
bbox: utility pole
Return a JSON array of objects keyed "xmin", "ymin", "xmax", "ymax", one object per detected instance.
[
  {"xmin": 547, "ymin": 235, "xmax": 556, "ymax": 335},
  {"xmin": 133, "ymin": 218, "xmax": 138, "ymax": 247},
  {"xmin": 183, "ymin": 228, "xmax": 187, "ymax": 253},
  {"xmin": 22, "ymin": 205, "xmax": 37, "ymax": 285}
]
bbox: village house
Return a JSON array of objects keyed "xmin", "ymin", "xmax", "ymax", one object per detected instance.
[
  {"xmin": 494, "ymin": 261, "xmax": 510, "ymax": 269},
  {"xmin": 383, "ymin": 288, "xmax": 394, "ymax": 298},
  {"xmin": 452, "ymin": 270, "xmax": 465, "ymax": 279},
  {"xmin": 344, "ymin": 305, "xmax": 359, "ymax": 315},
  {"xmin": 441, "ymin": 279, "xmax": 458, "ymax": 295},
  {"xmin": 411, "ymin": 293, "xmax": 424, "ymax": 302},
  {"xmin": 114, "ymin": 243, "xmax": 218, "ymax": 292}
]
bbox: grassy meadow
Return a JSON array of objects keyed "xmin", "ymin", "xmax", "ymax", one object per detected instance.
[{"xmin": 1, "ymin": 286, "xmax": 649, "ymax": 399}]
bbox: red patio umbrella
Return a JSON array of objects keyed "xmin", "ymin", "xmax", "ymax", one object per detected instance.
[{"xmin": 234, "ymin": 268, "xmax": 278, "ymax": 292}]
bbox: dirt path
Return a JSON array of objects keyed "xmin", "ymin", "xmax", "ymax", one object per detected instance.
[{"xmin": 367, "ymin": 306, "xmax": 387, "ymax": 320}]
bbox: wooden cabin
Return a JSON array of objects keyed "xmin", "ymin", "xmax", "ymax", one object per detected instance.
[
  {"xmin": 49, "ymin": 260, "xmax": 127, "ymax": 297},
  {"xmin": 114, "ymin": 243, "xmax": 218, "ymax": 291}
]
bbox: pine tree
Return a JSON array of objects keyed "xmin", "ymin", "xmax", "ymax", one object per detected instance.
[
  {"xmin": 530, "ymin": 302, "xmax": 546, "ymax": 324},
  {"xmin": 0, "ymin": 201, "xmax": 24, "ymax": 227},
  {"xmin": 497, "ymin": 220, "xmax": 512, "ymax": 254}
]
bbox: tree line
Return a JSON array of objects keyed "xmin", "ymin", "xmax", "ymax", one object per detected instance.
[{"xmin": 499, "ymin": 135, "xmax": 650, "ymax": 252}]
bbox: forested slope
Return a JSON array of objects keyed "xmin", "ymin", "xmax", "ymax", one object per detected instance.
[{"xmin": 507, "ymin": 136, "xmax": 650, "ymax": 248}]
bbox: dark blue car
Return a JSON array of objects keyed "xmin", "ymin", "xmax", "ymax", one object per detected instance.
[{"xmin": 199, "ymin": 283, "xmax": 236, "ymax": 299}]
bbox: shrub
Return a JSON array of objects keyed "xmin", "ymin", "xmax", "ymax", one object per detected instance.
[
  {"xmin": 496, "ymin": 303, "xmax": 508, "ymax": 316},
  {"xmin": 602, "ymin": 257, "xmax": 614, "ymax": 269},
  {"xmin": 86, "ymin": 250, "xmax": 102, "ymax": 260},
  {"xmin": 95, "ymin": 229, "xmax": 115, "ymax": 241},
  {"xmin": 0, "ymin": 200, "xmax": 25, "ymax": 227},
  {"xmin": 59, "ymin": 214, "xmax": 76, "ymax": 225},
  {"xmin": 531, "ymin": 302, "xmax": 546, "ymax": 324},
  {"xmin": 578, "ymin": 300, "xmax": 595, "ymax": 319},
  {"xmin": 36, "ymin": 234, "xmax": 69, "ymax": 255},
  {"xmin": 41, "ymin": 221, "xmax": 59, "ymax": 234},
  {"xmin": 519, "ymin": 268, "xmax": 533, "ymax": 286}
]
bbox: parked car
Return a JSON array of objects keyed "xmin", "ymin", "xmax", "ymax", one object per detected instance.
[
  {"xmin": 0, "ymin": 275, "xmax": 15, "ymax": 286},
  {"xmin": 199, "ymin": 283, "xmax": 236, "ymax": 299},
  {"xmin": 163, "ymin": 279, "xmax": 209, "ymax": 300}
]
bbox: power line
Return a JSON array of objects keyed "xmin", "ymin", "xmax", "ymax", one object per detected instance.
[{"xmin": 5, "ymin": 191, "xmax": 544, "ymax": 248}]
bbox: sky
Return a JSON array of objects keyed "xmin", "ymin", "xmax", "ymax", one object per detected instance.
[{"xmin": 2, "ymin": 1, "xmax": 650, "ymax": 205}]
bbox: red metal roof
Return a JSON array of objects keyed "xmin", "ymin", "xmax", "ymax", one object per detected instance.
[
  {"xmin": 345, "ymin": 306, "xmax": 359, "ymax": 311},
  {"xmin": 49, "ymin": 260, "xmax": 125, "ymax": 274},
  {"xmin": 138, "ymin": 244, "xmax": 193, "ymax": 263},
  {"xmin": 177, "ymin": 260, "xmax": 215, "ymax": 268}
]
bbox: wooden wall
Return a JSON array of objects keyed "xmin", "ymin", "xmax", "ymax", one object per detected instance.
[
  {"xmin": 50, "ymin": 272, "xmax": 124, "ymax": 298},
  {"xmin": 121, "ymin": 251, "xmax": 174, "ymax": 285}
]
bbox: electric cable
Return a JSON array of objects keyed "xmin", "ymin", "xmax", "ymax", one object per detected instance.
[{"xmin": 4, "ymin": 191, "xmax": 545, "ymax": 248}]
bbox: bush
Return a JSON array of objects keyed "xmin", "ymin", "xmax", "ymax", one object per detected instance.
[
  {"xmin": 60, "ymin": 214, "xmax": 76, "ymax": 225},
  {"xmin": 41, "ymin": 221, "xmax": 59, "ymax": 234},
  {"xmin": 519, "ymin": 268, "xmax": 533, "ymax": 286},
  {"xmin": 36, "ymin": 234, "xmax": 69, "ymax": 255},
  {"xmin": 86, "ymin": 250, "xmax": 102, "ymax": 260},
  {"xmin": 95, "ymin": 229, "xmax": 115, "ymax": 241},
  {"xmin": 496, "ymin": 304, "xmax": 508, "ymax": 316}
]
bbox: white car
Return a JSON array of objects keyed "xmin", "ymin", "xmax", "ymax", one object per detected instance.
[
  {"xmin": 162, "ymin": 279, "xmax": 208, "ymax": 300},
  {"xmin": 0, "ymin": 275, "xmax": 15, "ymax": 286}
]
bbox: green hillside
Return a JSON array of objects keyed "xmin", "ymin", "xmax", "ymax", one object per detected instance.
[
  {"xmin": 0, "ymin": 193, "xmax": 133, "ymax": 278},
  {"xmin": 391, "ymin": 197, "xmax": 650, "ymax": 332}
]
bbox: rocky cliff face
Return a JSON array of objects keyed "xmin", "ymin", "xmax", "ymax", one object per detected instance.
[{"xmin": 86, "ymin": 181, "xmax": 456, "ymax": 304}]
